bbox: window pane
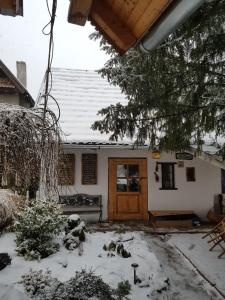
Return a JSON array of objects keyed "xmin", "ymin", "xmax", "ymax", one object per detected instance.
[
  {"xmin": 128, "ymin": 178, "xmax": 139, "ymax": 192},
  {"xmin": 186, "ymin": 167, "xmax": 195, "ymax": 182},
  {"xmin": 162, "ymin": 163, "xmax": 174, "ymax": 189},
  {"xmin": 117, "ymin": 178, "xmax": 127, "ymax": 192},
  {"xmin": 117, "ymin": 165, "xmax": 127, "ymax": 177},
  {"xmin": 128, "ymin": 165, "xmax": 139, "ymax": 177}
]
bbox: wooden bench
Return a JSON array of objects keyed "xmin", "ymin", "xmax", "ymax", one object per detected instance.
[
  {"xmin": 59, "ymin": 194, "xmax": 103, "ymax": 222},
  {"xmin": 148, "ymin": 210, "xmax": 194, "ymax": 228}
]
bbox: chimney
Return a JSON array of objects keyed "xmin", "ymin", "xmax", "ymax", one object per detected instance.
[{"xmin": 16, "ymin": 61, "xmax": 27, "ymax": 88}]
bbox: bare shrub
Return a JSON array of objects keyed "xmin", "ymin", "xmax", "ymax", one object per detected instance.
[
  {"xmin": 0, "ymin": 104, "xmax": 61, "ymax": 198},
  {"xmin": 0, "ymin": 189, "xmax": 25, "ymax": 230}
]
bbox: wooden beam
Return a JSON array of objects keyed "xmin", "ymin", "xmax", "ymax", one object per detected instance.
[
  {"xmin": 90, "ymin": 0, "xmax": 137, "ymax": 54},
  {"xmin": 0, "ymin": 0, "xmax": 23, "ymax": 16},
  {"xmin": 68, "ymin": 0, "xmax": 93, "ymax": 26}
]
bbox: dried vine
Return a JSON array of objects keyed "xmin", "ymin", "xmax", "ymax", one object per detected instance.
[{"xmin": 0, "ymin": 103, "xmax": 61, "ymax": 198}]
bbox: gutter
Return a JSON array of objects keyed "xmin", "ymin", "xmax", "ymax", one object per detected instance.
[
  {"xmin": 62, "ymin": 142, "xmax": 149, "ymax": 150},
  {"xmin": 140, "ymin": 0, "xmax": 205, "ymax": 52}
]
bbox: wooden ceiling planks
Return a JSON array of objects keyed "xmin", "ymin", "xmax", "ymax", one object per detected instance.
[
  {"xmin": 126, "ymin": 0, "xmax": 152, "ymax": 29},
  {"xmin": 133, "ymin": 0, "xmax": 173, "ymax": 37},
  {"xmin": 90, "ymin": 0, "xmax": 136, "ymax": 54},
  {"xmin": 111, "ymin": 0, "xmax": 139, "ymax": 22},
  {"xmin": 68, "ymin": 0, "xmax": 175, "ymax": 54}
]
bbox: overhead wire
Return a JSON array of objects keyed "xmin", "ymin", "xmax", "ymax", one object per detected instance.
[{"xmin": 41, "ymin": 0, "xmax": 60, "ymax": 129}]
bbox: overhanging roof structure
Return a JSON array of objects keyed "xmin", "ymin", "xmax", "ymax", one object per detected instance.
[
  {"xmin": 0, "ymin": 0, "xmax": 23, "ymax": 17},
  {"xmin": 68, "ymin": 0, "xmax": 204, "ymax": 54}
]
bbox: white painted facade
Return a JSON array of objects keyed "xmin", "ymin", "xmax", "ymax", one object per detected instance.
[
  {"xmin": 37, "ymin": 68, "xmax": 223, "ymax": 222},
  {"xmin": 59, "ymin": 147, "xmax": 221, "ymax": 221}
]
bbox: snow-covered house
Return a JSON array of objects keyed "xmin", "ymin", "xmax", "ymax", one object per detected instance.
[
  {"xmin": 0, "ymin": 60, "xmax": 34, "ymax": 108},
  {"xmin": 37, "ymin": 68, "xmax": 224, "ymax": 222}
]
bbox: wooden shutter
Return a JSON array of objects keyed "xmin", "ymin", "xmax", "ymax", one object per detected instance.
[
  {"xmin": 82, "ymin": 153, "xmax": 97, "ymax": 185},
  {"xmin": 58, "ymin": 154, "xmax": 75, "ymax": 186},
  {"xmin": 0, "ymin": 145, "xmax": 4, "ymax": 187}
]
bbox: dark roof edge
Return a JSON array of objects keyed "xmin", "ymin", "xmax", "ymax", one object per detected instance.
[{"xmin": 0, "ymin": 60, "xmax": 35, "ymax": 107}]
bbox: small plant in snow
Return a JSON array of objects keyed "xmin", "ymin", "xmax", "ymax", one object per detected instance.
[
  {"xmin": 116, "ymin": 280, "xmax": 131, "ymax": 299},
  {"xmin": 14, "ymin": 199, "xmax": 66, "ymax": 260},
  {"xmin": 20, "ymin": 269, "xmax": 130, "ymax": 300},
  {"xmin": 103, "ymin": 242, "xmax": 131, "ymax": 258}
]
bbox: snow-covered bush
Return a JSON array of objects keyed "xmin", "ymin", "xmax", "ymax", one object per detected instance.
[
  {"xmin": 64, "ymin": 215, "xmax": 86, "ymax": 250},
  {"xmin": 14, "ymin": 199, "xmax": 66, "ymax": 260},
  {"xmin": 0, "ymin": 189, "xmax": 25, "ymax": 231},
  {"xmin": 20, "ymin": 269, "xmax": 59, "ymax": 298},
  {"xmin": 20, "ymin": 269, "xmax": 130, "ymax": 300}
]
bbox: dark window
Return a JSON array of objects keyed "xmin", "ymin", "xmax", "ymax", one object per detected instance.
[
  {"xmin": 221, "ymin": 169, "xmax": 225, "ymax": 193},
  {"xmin": 82, "ymin": 154, "xmax": 97, "ymax": 185},
  {"xmin": 160, "ymin": 163, "xmax": 176, "ymax": 190},
  {"xmin": 186, "ymin": 167, "xmax": 196, "ymax": 182}
]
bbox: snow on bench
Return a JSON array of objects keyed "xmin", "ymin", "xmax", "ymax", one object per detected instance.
[{"xmin": 59, "ymin": 194, "xmax": 103, "ymax": 222}]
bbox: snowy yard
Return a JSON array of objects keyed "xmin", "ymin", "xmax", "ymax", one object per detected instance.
[{"xmin": 0, "ymin": 230, "xmax": 224, "ymax": 300}]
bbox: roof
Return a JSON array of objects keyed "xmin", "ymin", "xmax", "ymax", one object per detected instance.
[
  {"xmin": 68, "ymin": 0, "xmax": 204, "ymax": 54},
  {"xmin": 37, "ymin": 68, "xmax": 225, "ymax": 165},
  {"xmin": 37, "ymin": 68, "xmax": 130, "ymax": 145},
  {"xmin": 0, "ymin": 0, "xmax": 23, "ymax": 17},
  {"xmin": 0, "ymin": 60, "xmax": 34, "ymax": 107}
]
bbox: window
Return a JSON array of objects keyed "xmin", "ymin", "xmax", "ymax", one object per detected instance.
[
  {"xmin": 221, "ymin": 169, "xmax": 225, "ymax": 193},
  {"xmin": 116, "ymin": 164, "xmax": 139, "ymax": 192},
  {"xmin": 160, "ymin": 163, "xmax": 176, "ymax": 190},
  {"xmin": 58, "ymin": 154, "xmax": 75, "ymax": 186},
  {"xmin": 186, "ymin": 167, "xmax": 196, "ymax": 182},
  {"xmin": 82, "ymin": 153, "xmax": 97, "ymax": 185}
]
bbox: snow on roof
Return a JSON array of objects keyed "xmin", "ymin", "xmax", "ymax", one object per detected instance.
[
  {"xmin": 37, "ymin": 68, "xmax": 224, "ymax": 160},
  {"xmin": 37, "ymin": 68, "xmax": 130, "ymax": 145}
]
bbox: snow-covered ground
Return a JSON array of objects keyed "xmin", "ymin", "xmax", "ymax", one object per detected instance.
[
  {"xmin": 169, "ymin": 233, "xmax": 225, "ymax": 296},
  {"xmin": 0, "ymin": 231, "xmax": 224, "ymax": 300}
]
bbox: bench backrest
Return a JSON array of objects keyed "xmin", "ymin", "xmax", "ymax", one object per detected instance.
[{"xmin": 59, "ymin": 194, "xmax": 102, "ymax": 207}]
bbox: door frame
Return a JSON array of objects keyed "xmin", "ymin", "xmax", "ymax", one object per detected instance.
[{"xmin": 108, "ymin": 157, "xmax": 148, "ymax": 221}]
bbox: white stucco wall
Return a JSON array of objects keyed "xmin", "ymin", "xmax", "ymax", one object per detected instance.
[{"xmin": 59, "ymin": 148, "xmax": 221, "ymax": 221}]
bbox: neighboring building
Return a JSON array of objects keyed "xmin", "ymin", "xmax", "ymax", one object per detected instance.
[
  {"xmin": 37, "ymin": 68, "xmax": 224, "ymax": 221},
  {"xmin": 0, "ymin": 60, "xmax": 34, "ymax": 108}
]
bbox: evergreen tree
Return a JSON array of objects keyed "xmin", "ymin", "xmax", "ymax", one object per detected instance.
[{"xmin": 90, "ymin": 0, "xmax": 225, "ymax": 153}]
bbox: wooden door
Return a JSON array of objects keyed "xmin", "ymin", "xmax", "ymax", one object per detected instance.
[{"xmin": 108, "ymin": 158, "xmax": 148, "ymax": 221}]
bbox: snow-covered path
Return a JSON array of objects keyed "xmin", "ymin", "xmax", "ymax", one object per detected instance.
[
  {"xmin": 169, "ymin": 233, "xmax": 225, "ymax": 297},
  {"xmin": 146, "ymin": 235, "xmax": 223, "ymax": 300}
]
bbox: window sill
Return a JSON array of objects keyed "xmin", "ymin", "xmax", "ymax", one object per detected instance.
[{"xmin": 159, "ymin": 187, "xmax": 178, "ymax": 190}]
